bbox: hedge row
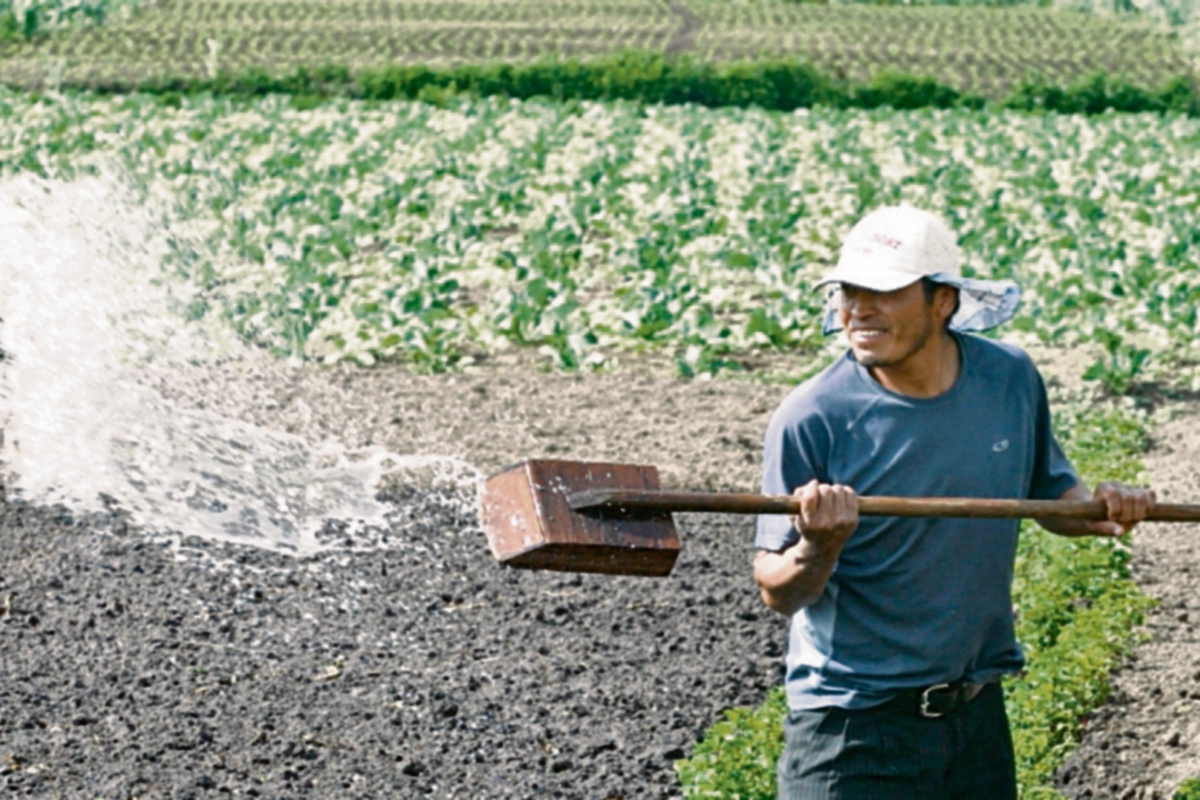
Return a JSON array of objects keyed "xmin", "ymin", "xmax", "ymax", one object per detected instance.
[{"xmin": 50, "ymin": 51, "xmax": 1200, "ymax": 116}]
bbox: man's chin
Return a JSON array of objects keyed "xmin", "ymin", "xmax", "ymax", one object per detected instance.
[{"xmin": 850, "ymin": 346, "xmax": 892, "ymax": 368}]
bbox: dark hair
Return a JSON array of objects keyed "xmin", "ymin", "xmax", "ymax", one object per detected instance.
[{"xmin": 920, "ymin": 277, "xmax": 960, "ymax": 330}]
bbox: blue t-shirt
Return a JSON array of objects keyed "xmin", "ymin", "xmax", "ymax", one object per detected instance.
[{"xmin": 756, "ymin": 334, "xmax": 1078, "ymax": 711}]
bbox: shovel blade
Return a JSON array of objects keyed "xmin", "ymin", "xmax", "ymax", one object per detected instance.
[{"xmin": 479, "ymin": 459, "xmax": 681, "ymax": 577}]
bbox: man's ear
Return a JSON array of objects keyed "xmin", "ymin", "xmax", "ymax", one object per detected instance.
[{"xmin": 936, "ymin": 285, "xmax": 960, "ymax": 326}]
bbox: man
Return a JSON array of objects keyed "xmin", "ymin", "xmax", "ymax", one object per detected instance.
[{"xmin": 753, "ymin": 205, "xmax": 1154, "ymax": 799}]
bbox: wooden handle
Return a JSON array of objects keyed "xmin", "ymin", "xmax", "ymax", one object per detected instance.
[{"xmin": 566, "ymin": 488, "xmax": 1200, "ymax": 522}]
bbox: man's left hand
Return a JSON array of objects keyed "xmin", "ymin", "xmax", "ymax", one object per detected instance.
[
  {"xmin": 1041, "ymin": 481, "xmax": 1156, "ymax": 538},
  {"xmin": 1090, "ymin": 481, "xmax": 1156, "ymax": 537}
]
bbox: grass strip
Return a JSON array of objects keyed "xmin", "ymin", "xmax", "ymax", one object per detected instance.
[
  {"xmin": 11, "ymin": 52, "xmax": 1200, "ymax": 117},
  {"xmin": 675, "ymin": 403, "xmax": 1154, "ymax": 798}
]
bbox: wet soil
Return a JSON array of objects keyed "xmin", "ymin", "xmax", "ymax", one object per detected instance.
[{"xmin": 3, "ymin": 350, "xmax": 1199, "ymax": 798}]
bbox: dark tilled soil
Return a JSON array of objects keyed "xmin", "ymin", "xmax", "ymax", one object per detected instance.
[
  {"xmin": 1, "ymin": 359, "xmax": 791, "ymax": 799},
  {"xmin": 1, "ymin": 496, "xmax": 782, "ymax": 799}
]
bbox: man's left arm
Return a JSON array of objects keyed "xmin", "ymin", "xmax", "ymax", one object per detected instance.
[{"xmin": 1036, "ymin": 481, "xmax": 1156, "ymax": 538}]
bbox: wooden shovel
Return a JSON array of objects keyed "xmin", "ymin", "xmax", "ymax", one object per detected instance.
[{"xmin": 479, "ymin": 459, "xmax": 1200, "ymax": 577}]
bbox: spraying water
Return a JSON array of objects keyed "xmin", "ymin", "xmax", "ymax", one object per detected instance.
[{"xmin": 0, "ymin": 171, "xmax": 479, "ymax": 555}]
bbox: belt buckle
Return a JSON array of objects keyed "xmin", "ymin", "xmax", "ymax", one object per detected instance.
[{"xmin": 919, "ymin": 682, "xmax": 952, "ymax": 719}]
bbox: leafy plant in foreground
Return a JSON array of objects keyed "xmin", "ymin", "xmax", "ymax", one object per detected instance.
[{"xmin": 1082, "ymin": 329, "xmax": 1152, "ymax": 396}]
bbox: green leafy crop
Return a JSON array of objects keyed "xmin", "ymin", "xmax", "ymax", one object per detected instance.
[
  {"xmin": 0, "ymin": 0, "xmax": 147, "ymax": 41},
  {"xmin": 4, "ymin": 91, "xmax": 1200, "ymax": 389}
]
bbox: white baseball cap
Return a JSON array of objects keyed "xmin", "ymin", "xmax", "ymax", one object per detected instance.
[{"xmin": 817, "ymin": 205, "xmax": 1020, "ymax": 334}]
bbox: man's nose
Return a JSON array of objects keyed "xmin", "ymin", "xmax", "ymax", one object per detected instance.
[{"xmin": 841, "ymin": 290, "xmax": 876, "ymax": 316}]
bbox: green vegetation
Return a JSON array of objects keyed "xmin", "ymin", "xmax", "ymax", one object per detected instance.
[
  {"xmin": 777, "ymin": 0, "xmax": 1190, "ymax": 16},
  {"xmin": 1007, "ymin": 406, "xmax": 1153, "ymax": 795},
  {"xmin": 0, "ymin": 0, "xmax": 148, "ymax": 41},
  {"xmin": 8, "ymin": 53, "xmax": 1195, "ymax": 120},
  {"xmin": 1176, "ymin": 778, "xmax": 1200, "ymax": 800},
  {"xmin": 686, "ymin": 4, "xmax": 1188, "ymax": 95},
  {"xmin": 675, "ymin": 404, "xmax": 1154, "ymax": 798},
  {"xmin": 0, "ymin": 1, "xmax": 1189, "ymax": 101},
  {"xmin": 4, "ymin": 91, "xmax": 1200, "ymax": 389}
]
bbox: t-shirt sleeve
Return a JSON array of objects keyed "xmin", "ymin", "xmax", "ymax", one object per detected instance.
[
  {"xmin": 1027, "ymin": 368, "xmax": 1079, "ymax": 500},
  {"xmin": 755, "ymin": 400, "xmax": 827, "ymax": 551}
]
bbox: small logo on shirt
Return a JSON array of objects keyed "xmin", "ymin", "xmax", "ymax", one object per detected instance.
[{"xmin": 992, "ymin": 439, "xmax": 1010, "ymax": 453}]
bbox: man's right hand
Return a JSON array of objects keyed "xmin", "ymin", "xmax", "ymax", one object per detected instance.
[
  {"xmin": 791, "ymin": 479, "xmax": 859, "ymax": 554},
  {"xmin": 754, "ymin": 481, "xmax": 859, "ymax": 616}
]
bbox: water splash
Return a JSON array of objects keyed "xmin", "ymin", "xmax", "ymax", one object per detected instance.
[{"xmin": 0, "ymin": 171, "xmax": 479, "ymax": 555}]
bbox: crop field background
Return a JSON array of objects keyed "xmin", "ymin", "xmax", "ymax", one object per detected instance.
[
  {"xmin": 5, "ymin": 89, "xmax": 1200, "ymax": 390},
  {"xmin": 687, "ymin": 5, "xmax": 1189, "ymax": 94},
  {"xmin": 0, "ymin": 0, "xmax": 1192, "ymax": 98}
]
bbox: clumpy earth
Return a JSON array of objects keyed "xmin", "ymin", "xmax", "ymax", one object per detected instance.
[
  {"xmin": 3, "ymin": 350, "xmax": 1199, "ymax": 798},
  {"xmin": 0, "ymin": 501, "xmax": 777, "ymax": 799},
  {"xmin": 2, "ymin": 355, "xmax": 790, "ymax": 799}
]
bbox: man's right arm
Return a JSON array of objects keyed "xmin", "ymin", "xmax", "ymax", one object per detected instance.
[{"xmin": 753, "ymin": 480, "xmax": 859, "ymax": 617}]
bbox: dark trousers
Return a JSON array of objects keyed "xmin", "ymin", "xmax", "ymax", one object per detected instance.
[{"xmin": 777, "ymin": 682, "xmax": 1016, "ymax": 800}]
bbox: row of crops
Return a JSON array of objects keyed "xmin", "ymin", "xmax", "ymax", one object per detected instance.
[
  {"xmin": 0, "ymin": 0, "xmax": 1190, "ymax": 99},
  {"xmin": 5, "ymin": 89, "xmax": 1199, "ymax": 392},
  {"xmin": 0, "ymin": 0, "xmax": 150, "ymax": 38},
  {"xmin": 689, "ymin": 5, "xmax": 1189, "ymax": 94}
]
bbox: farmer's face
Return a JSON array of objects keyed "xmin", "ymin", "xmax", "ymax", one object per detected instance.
[{"xmin": 837, "ymin": 281, "xmax": 953, "ymax": 369}]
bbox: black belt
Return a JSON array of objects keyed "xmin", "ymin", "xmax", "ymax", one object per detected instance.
[{"xmin": 886, "ymin": 680, "xmax": 989, "ymax": 719}]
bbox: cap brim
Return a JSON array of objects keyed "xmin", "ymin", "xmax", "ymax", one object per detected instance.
[
  {"xmin": 820, "ymin": 272, "xmax": 1022, "ymax": 335},
  {"xmin": 814, "ymin": 260, "xmax": 925, "ymax": 293}
]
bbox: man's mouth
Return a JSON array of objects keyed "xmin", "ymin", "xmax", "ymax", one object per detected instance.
[{"xmin": 849, "ymin": 327, "xmax": 888, "ymax": 344}]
